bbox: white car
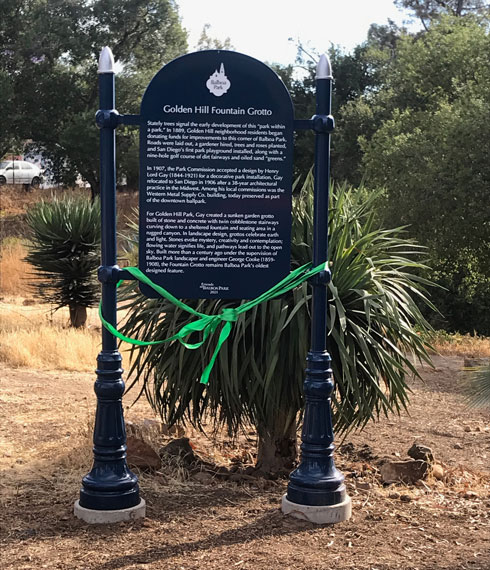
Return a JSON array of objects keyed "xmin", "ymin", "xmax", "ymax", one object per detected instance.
[{"xmin": 0, "ymin": 160, "xmax": 43, "ymax": 187}]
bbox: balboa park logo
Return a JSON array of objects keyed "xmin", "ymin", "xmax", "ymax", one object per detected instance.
[{"xmin": 206, "ymin": 63, "xmax": 231, "ymax": 97}]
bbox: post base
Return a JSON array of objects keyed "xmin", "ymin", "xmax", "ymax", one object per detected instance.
[
  {"xmin": 74, "ymin": 499, "xmax": 146, "ymax": 524},
  {"xmin": 281, "ymin": 494, "xmax": 351, "ymax": 524}
]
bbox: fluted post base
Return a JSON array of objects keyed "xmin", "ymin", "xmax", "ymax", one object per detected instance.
[
  {"xmin": 283, "ymin": 351, "xmax": 351, "ymax": 522},
  {"xmin": 77, "ymin": 350, "xmax": 141, "ymax": 514}
]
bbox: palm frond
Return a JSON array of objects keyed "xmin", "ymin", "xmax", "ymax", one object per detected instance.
[{"xmin": 465, "ymin": 365, "xmax": 490, "ymax": 408}]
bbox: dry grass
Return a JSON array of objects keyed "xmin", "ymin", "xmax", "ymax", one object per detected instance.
[
  {"xmin": 0, "ymin": 300, "xmax": 100, "ymax": 370},
  {"xmin": 427, "ymin": 330, "xmax": 490, "ymax": 358},
  {"xmin": 0, "ymin": 238, "xmax": 32, "ymax": 296},
  {"xmin": 0, "ymin": 185, "xmax": 92, "ymax": 217}
]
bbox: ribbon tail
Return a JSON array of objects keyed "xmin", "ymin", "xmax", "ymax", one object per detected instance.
[{"xmin": 200, "ymin": 321, "xmax": 233, "ymax": 385}]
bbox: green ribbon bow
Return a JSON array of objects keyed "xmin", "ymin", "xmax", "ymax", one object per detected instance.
[{"xmin": 99, "ymin": 261, "xmax": 327, "ymax": 385}]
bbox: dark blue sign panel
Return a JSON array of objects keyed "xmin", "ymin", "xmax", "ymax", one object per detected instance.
[{"xmin": 139, "ymin": 50, "xmax": 294, "ymax": 299}]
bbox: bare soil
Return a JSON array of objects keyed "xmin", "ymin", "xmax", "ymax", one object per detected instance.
[{"xmin": 0, "ymin": 355, "xmax": 489, "ymax": 570}]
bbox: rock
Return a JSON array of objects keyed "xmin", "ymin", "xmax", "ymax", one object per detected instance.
[
  {"xmin": 159, "ymin": 437, "xmax": 197, "ymax": 466},
  {"xmin": 463, "ymin": 425, "xmax": 472, "ymax": 433},
  {"xmin": 126, "ymin": 436, "xmax": 161, "ymax": 470},
  {"xmin": 380, "ymin": 459, "xmax": 429, "ymax": 484},
  {"xmin": 126, "ymin": 418, "xmax": 165, "ymax": 439},
  {"xmin": 356, "ymin": 481, "xmax": 372, "ymax": 491},
  {"xmin": 464, "ymin": 356, "xmax": 490, "ymax": 367},
  {"xmin": 432, "ymin": 463, "xmax": 444, "ymax": 480},
  {"xmin": 400, "ymin": 494, "xmax": 412, "ymax": 503},
  {"xmin": 192, "ymin": 471, "xmax": 214, "ymax": 484},
  {"xmin": 389, "ymin": 491, "xmax": 401, "ymax": 499},
  {"xmin": 454, "ymin": 442, "xmax": 464, "ymax": 450},
  {"xmin": 357, "ymin": 444, "xmax": 376, "ymax": 461},
  {"xmin": 339, "ymin": 442, "xmax": 375, "ymax": 461},
  {"xmin": 408, "ymin": 443, "xmax": 434, "ymax": 463}
]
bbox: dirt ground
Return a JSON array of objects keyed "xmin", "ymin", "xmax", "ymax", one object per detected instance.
[{"xmin": 0, "ymin": 355, "xmax": 489, "ymax": 570}]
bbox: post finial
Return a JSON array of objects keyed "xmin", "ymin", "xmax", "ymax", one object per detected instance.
[
  {"xmin": 98, "ymin": 46, "xmax": 115, "ymax": 74},
  {"xmin": 316, "ymin": 53, "xmax": 332, "ymax": 79}
]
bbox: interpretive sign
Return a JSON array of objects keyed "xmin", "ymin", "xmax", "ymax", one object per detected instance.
[{"xmin": 139, "ymin": 50, "xmax": 294, "ymax": 299}]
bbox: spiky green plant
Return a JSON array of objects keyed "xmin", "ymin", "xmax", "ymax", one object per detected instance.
[
  {"xmin": 119, "ymin": 175, "xmax": 434, "ymax": 472},
  {"xmin": 25, "ymin": 195, "xmax": 101, "ymax": 327}
]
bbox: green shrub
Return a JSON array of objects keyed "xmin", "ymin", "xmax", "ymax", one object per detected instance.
[
  {"xmin": 25, "ymin": 195, "xmax": 101, "ymax": 327},
  {"xmin": 119, "ymin": 176, "xmax": 435, "ymax": 472}
]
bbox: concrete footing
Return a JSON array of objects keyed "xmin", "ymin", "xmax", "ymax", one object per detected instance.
[
  {"xmin": 74, "ymin": 499, "xmax": 146, "ymax": 524},
  {"xmin": 281, "ymin": 494, "xmax": 352, "ymax": 524}
]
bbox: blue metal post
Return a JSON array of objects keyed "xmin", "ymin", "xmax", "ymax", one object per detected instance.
[
  {"xmin": 78, "ymin": 47, "xmax": 141, "ymax": 513},
  {"xmin": 285, "ymin": 55, "xmax": 350, "ymax": 515}
]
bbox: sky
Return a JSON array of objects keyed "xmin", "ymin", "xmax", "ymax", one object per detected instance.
[{"xmin": 176, "ymin": 0, "xmax": 418, "ymax": 66}]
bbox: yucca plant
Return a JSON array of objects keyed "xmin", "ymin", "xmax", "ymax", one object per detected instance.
[
  {"xmin": 25, "ymin": 195, "xmax": 101, "ymax": 327},
  {"xmin": 119, "ymin": 175, "xmax": 434, "ymax": 472}
]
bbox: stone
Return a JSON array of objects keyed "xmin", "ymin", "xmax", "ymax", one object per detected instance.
[
  {"xmin": 380, "ymin": 459, "xmax": 429, "ymax": 484},
  {"xmin": 192, "ymin": 471, "xmax": 214, "ymax": 484},
  {"xmin": 126, "ymin": 436, "xmax": 161, "ymax": 470},
  {"xmin": 464, "ymin": 357, "xmax": 490, "ymax": 368},
  {"xmin": 126, "ymin": 418, "xmax": 165, "ymax": 438},
  {"xmin": 400, "ymin": 494, "xmax": 412, "ymax": 503},
  {"xmin": 159, "ymin": 437, "xmax": 197, "ymax": 466},
  {"xmin": 408, "ymin": 443, "xmax": 434, "ymax": 463},
  {"xmin": 431, "ymin": 464, "xmax": 444, "ymax": 480},
  {"xmin": 454, "ymin": 442, "xmax": 464, "ymax": 450}
]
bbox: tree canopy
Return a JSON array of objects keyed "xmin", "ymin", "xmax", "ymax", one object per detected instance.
[
  {"xmin": 395, "ymin": 0, "xmax": 489, "ymax": 28},
  {"xmin": 276, "ymin": 14, "xmax": 490, "ymax": 334},
  {"xmin": 3, "ymin": 1, "xmax": 489, "ymax": 334},
  {"xmin": 0, "ymin": 0, "xmax": 188, "ymax": 194},
  {"xmin": 361, "ymin": 16, "xmax": 490, "ymax": 333}
]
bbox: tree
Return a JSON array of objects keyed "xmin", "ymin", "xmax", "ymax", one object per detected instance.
[
  {"xmin": 361, "ymin": 16, "xmax": 490, "ymax": 333},
  {"xmin": 395, "ymin": 0, "xmax": 489, "ymax": 29},
  {"xmin": 195, "ymin": 24, "xmax": 233, "ymax": 51},
  {"xmin": 25, "ymin": 196, "xmax": 101, "ymax": 328},
  {"xmin": 276, "ymin": 23, "xmax": 406, "ymax": 186},
  {"xmin": 119, "ymin": 179, "xmax": 433, "ymax": 473},
  {"xmin": 0, "ymin": 0, "xmax": 188, "ymax": 195}
]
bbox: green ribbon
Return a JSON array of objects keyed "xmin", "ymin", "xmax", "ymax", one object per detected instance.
[{"xmin": 99, "ymin": 261, "xmax": 327, "ymax": 385}]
